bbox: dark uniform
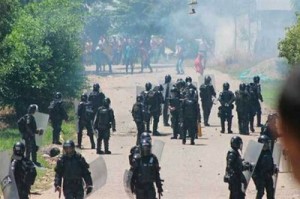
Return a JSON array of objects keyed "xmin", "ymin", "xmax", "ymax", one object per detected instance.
[
  {"xmin": 199, "ymin": 76, "xmax": 216, "ymax": 126},
  {"xmin": 132, "ymin": 95, "xmax": 145, "ymax": 145},
  {"xmin": 88, "ymin": 83, "xmax": 106, "ymax": 119},
  {"xmin": 252, "ymin": 135, "xmax": 276, "ymax": 199},
  {"xmin": 141, "ymin": 83, "xmax": 164, "ymax": 136},
  {"xmin": 18, "ymin": 104, "xmax": 42, "ymax": 166},
  {"xmin": 163, "ymin": 75, "xmax": 172, "ymax": 126},
  {"xmin": 218, "ymin": 83, "xmax": 235, "ymax": 134},
  {"xmin": 181, "ymin": 89, "xmax": 201, "ymax": 145},
  {"xmin": 93, "ymin": 98, "xmax": 116, "ymax": 154},
  {"xmin": 185, "ymin": 76, "xmax": 198, "ymax": 101},
  {"xmin": 246, "ymin": 83, "xmax": 257, "ymax": 132},
  {"xmin": 48, "ymin": 92, "xmax": 68, "ymax": 145},
  {"xmin": 235, "ymin": 84, "xmax": 250, "ymax": 135},
  {"xmin": 169, "ymin": 87, "xmax": 181, "ymax": 139},
  {"xmin": 131, "ymin": 139, "xmax": 163, "ymax": 199},
  {"xmin": 54, "ymin": 140, "xmax": 93, "ymax": 199},
  {"xmin": 260, "ymin": 114, "xmax": 279, "ymax": 151},
  {"xmin": 224, "ymin": 136, "xmax": 251, "ymax": 199},
  {"xmin": 12, "ymin": 142, "xmax": 37, "ymax": 199},
  {"xmin": 77, "ymin": 94, "xmax": 95, "ymax": 149},
  {"xmin": 252, "ymin": 76, "xmax": 263, "ymax": 127}
]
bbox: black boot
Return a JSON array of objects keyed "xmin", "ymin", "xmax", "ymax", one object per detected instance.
[
  {"xmin": 77, "ymin": 133, "xmax": 82, "ymax": 148},
  {"xmin": 250, "ymin": 117, "xmax": 255, "ymax": 132},
  {"xmin": 257, "ymin": 114, "xmax": 262, "ymax": 127},
  {"xmin": 220, "ymin": 118, "xmax": 225, "ymax": 133},
  {"xmin": 153, "ymin": 121, "xmax": 161, "ymax": 136},
  {"xmin": 89, "ymin": 135, "xmax": 95, "ymax": 149},
  {"xmin": 104, "ymin": 139, "xmax": 111, "ymax": 154},
  {"xmin": 97, "ymin": 138, "xmax": 104, "ymax": 154},
  {"xmin": 228, "ymin": 118, "xmax": 233, "ymax": 134}
]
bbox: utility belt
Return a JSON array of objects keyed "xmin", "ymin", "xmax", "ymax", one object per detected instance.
[{"xmin": 63, "ymin": 179, "xmax": 83, "ymax": 186}]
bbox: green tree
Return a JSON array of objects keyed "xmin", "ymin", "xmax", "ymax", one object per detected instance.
[
  {"xmin": 0, "ymin": 0, "xmax": 86, "ymax": 116},
  {"xmin": 278, "ymin": 16, "xmax": 300, "ymax": 66}
]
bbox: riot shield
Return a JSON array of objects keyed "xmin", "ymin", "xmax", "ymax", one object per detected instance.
[
  {"xmin": 279, "ymin": 148, "xmax": 292, "ymax": 173},
  {"xmin": 74, "ymin": 99, "xmax": 80, "ymax": 114},
  {"xmin": 136, "ymin": 86, "xmax": 144, "ymax": 96},
  {"xmin": 272, "ymin": 142, "xmax": 282, "ymax": 191},
  {"xmin": 242, "ymin": 140, "xmax": 263, "ymax": 189},
  {"xmin": 123, "ymin": 169, "xmax": 134, "ymax": 199},
  {"xmin": 34, "ymin": 112, "xmax": 49, "ymax": 146},
  {"xmin": 0, "ymin": 151, "xmax": 20, "ymax": 199},
  {"xmin": 85, "ymin": 156, "xmax": 107, "ymax": 198},
  {"xmin": 152, "ymin": 140, "xmax": 165, "ymax": 162}
]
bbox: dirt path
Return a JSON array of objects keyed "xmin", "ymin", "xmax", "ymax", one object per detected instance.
[{"xmin": 32, "ymin": 64, "xmax": 300, "ymax": 199}]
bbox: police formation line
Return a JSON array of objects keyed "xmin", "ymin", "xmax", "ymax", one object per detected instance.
[{"xmin": 9, "ymin": 75, "xmax": 279, "ymax": 199}]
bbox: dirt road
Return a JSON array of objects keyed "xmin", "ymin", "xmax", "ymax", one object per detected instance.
[{"xmin": 33, "ymin": 64, "xmax": 300, "ymax": 199}]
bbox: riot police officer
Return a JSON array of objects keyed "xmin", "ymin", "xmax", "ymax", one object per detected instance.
[
  {"xmin": 94, "ymin": 98, "xmax": 116, "ymax": 154},
  {"xmin": 252, "ymin": 76, "xmax": 263, "ymax": 127},
  {"xmin": 169, "ymin": 87, "xmax": 181, "ymax": 139},
  {"xmin": 77, "ymin": 93, "xmax": 95, "ymax": 149},
  {"xmin": 261, "ymin": 114, "xmax": 279, "ymax": 151},
  {"xmin": 129, "ymin": 132, "xmax": 152, "ymax": 167},
  {"xmin": 199, "ymin": 76, "xmax": 216, "ymax": 126},
  {"xmin": 140, "ymin": 82, "xmax": 152, "ymax": 133},
  {"xmin": 246, "ymin": 83, "xmax": 256, "ymax": 132},
  {"xmin": 54, "ymin": 140, "xmax": 93, "ymax": 199},
  {"xmin": 218, "ymin": 83, "xmax": 235, "ymax": 134},
  {"xmin": 235, "ymin": 83, "xmax": 250, "ymax": 135},
  {"xmin": 163, "ymin": 75, "xmax": 172, "ymax": 126},
  {"xmin": 18, "ymin": 104, "xmax": 43, "ymax": 166},
  {"xmin": 12, "ymin": 142, "xmax": 37, "ymax": 199},
  {"xmin": 252, "ymin": 135, "xmax": 277, "ymax": 199},
  {"xmin": 181, "ymin": 89, "xmax": 201, "ymax": 145},
  {"xmin": 88, "ymin": 83, "xmax": 106, "ymax": 119},
  {"xmin": 48, "ymin": 92, "xmax": 68, "ymax": 145},
  {"xmin": 130, "ymin": 139, "xmax": 163, "ymax": 199},
  {"xmin": 132, "ymin": 95, "xmax": 145, "ymax": 145},
  {"xmin": 224, "ymin": 136, "xmax": 252, "ymax": 199}
]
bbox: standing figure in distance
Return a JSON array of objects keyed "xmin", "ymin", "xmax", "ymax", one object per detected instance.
[
  {"xmin": 218, "ymin": 83, "xmax": 235, "ymax": 134},
  {"xmin": 169, "ymin": 87, "xmax": 181, "ymax": 139},
  {"xmin": 235, "ymin": 83, "xmax": 250, "ymax": 135},
  {"xmin": 199, "ymin": 76, "xmax": 216, "ymax": 126},
  {"xmin": 77, "ymin": 93, "xmax": 95, "ymax": 149},
  {"xmin": 132, "ymin": 95, "xmax": 145, "ymax": 145},
  {"xmin": 88, "ymin": 83, "xmax": 106, "ymax": 120},
  {"xmin": 252, "ymin": 76, "xmax": 264, "ymax": 127},
  {"xmin": 54, "ymin": 140, "xmax": 93, "ymax": 199},
  {"xmin": 48, "ymin": 92, "xmax": 68, "ymax": 145},
  {"xmin": 94, "ymin": 98, "xmax": 116, "ymax": 154},
  {"xmin": 163, "ymin": 75, "xmax": 172, "ymax": 126}
]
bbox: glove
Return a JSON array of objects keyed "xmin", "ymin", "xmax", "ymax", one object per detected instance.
[
  {"xmin": 86, "ymin": 186, "xmax": 93, "ymax": 195},
  {"xmin": 38, "ymin": 129, "xmax": 44, "ymax": 135},
  {"xmin": 113, "ymin": 128, "xmax": 116, "ymax": 132},
  {"xmin": 157, "ymin": 187, "xmax": 163, "ymax": 196}
]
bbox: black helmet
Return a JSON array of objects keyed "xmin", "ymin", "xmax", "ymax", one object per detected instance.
[
  {"xmin": 158, "ymin": 84, "xmax": 164, "ymax": 92},
  {"xmin": 258, "ymin": 135, "xmax": 271, "ymax": 150},
  {"xmin": 140, "ymin": 132, "xmax": 152, "ymax": 144},
  {"xmin": 136, "ymin": 95, "xmax": 143, "ymax": 102},
  {"xmin": 185, "ymin": 76, "xmax": 192, "ymax": 83},
  {"xmin": 27, "ymin": 104, "xmax": 38, "ymax": 114},
  {"xmin": 239, "ymin": 83, "xmax": 246, "ymax": 91},
  {"xmin": 13, "ymin": 142, "xmax": 25, "ymax": 157},
  {"xmin": 81, "ymin": 93, "xmax": 88, "ymax": 102},
  {"xmin": 165, "ymin": 75, "xmax": 171, "ymax": 84},
  {"xmin": 55, "ymin": 92, "xmax": 62, "ymax": 100},
  {"xmin": 63, "ymin": 140, "xmax": 75, "ymax": 156},
  {"xmin": 230, "ymin": 136, "xmax": 243, "ymax": 150},
  {"xmin": 176, "ymin": 79, "xmax": 185, "ymax": 89},
  {"xmin": 204, "ymin": 76, "xmax": 211, "ymax": 84},
  {"xmin": 49, "ymin": 147, "xmax": 60, "ymax": 157},
  {"xmin": 93, "ymin": 83, "xmax": 100, "ymax": 91},
  {"xmin": 145, "ymin": 82, "xmax": 152, "ymax": 91},
  {"xmin": 253, "ymin": 76, "xmax": 260, "ymax": 84},
  {"xmin": 140, "ymin": 139, "xmax": 152, "ymax": 157},
  {"xmin": 223, "ymin": 82, "xmax": 230, "ymax": 91},
  {"xmin": 103, "ymin": 98, "xmax": 110, "ymax": 107}
]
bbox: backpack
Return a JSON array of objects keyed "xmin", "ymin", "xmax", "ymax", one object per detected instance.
[
  {"xmin": 17, "ymin": 115, "xmax": 27, "ymax": 137},
  {"xmin": 22, "ymin": 159, "xmax": 37, "ymax": 185},
  {"xmin": 97, "ymin": 108, "xmax": 110, "ymax": 129}
]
